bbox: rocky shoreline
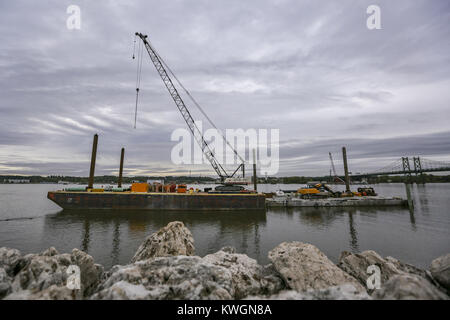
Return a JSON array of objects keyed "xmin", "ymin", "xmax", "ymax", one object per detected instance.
[{"xmin": 1, "ymin": 221, "xmax": 449, "ymax": 300}]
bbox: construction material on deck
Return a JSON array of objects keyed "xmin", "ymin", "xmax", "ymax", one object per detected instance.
[
  {"xmin": 131, "ymin": 183, "xmax": 149, "ymax": 192},
  {"xmin": 177, "ymin": 184, "xmax": 187, "ymax": 193},
  {"xmin": 64, "ymin": 187, "xmax": 86, "ymax": 192}
]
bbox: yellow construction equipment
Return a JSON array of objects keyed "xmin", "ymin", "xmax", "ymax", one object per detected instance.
[{"xmin": 298, "ymin": 188, "xmax": 320, "ymax": 195}]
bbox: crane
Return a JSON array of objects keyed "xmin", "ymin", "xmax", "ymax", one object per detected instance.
[
  {"xmin": 134, "ymin": 32, "xmax": 245, "ymax": 183},
  {"xmin": 329, "ymin": 152, "xmax": 345, "ymax": 184}
]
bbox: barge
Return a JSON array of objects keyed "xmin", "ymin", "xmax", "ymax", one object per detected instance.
[
  {"xmin": 266, "ymin": 196, "xmax": 407, "ymax": 208},
  {"xmin": 265, "ymin": 182, "xmax": 408, "ymax": 208},
  {"xmin": 47, "ymin": 190, "xmax": 266, "ymax": 211}
]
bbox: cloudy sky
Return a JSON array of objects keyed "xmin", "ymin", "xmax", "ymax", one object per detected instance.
[{"xmin": 0, "ymin": 0, "xmax": 449, "ymax": 177}]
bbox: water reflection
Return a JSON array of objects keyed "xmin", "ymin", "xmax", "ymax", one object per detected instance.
[
  {"xmin": 40, "ymin": 200, "xmax": 429, "ymax": 268},
  {"xmin": 408, "ymin": 205, "xmax": 416, "ymax": 230},
  {"xmin": 412, "ymin": 184, "xmax": 429, "ymax": 214},
  {"xmin": 348, "ymin": 212, "xmax": 359, "ymax": 252},
  {"xmin": 81, "ymin": 220, "xmax": 90, "ymax": 253},
  {"xmin": 2, "ymin": 183, "xmax": 448, "ymax": 270},
  {"xmin": 268, "ymin": 206, "xmax": 412, "ymax": 255},
  {"xmin": 269, "ymin": 207, "xmax": 344, "ymax": 227},
  {"xmin": 271, "ymin": 207, "xmax": 359, "ymax": 251},
  {"xmin": 112, "ymin": 220, "xmax": 120, "ymax": 265},
  {"xmin": 42, "ymin": 209, "xmax": 267, "ymax": 267}
]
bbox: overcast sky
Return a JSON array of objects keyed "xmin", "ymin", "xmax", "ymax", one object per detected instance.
[{"xmin": 0, "ymin": 0, "xmax": 449, "ymax": 177}]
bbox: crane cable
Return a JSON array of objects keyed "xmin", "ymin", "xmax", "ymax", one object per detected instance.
[
  {"xmin": 147, "ymin": 39, "xmax": 244, "ymax": 163},
  {"xmin": 132, "ymin": 35, "xmax": 136, "ymax": 59},
  {"xmin": 133, "ymin": 35, "xmax": 144, "ymax": 129}
]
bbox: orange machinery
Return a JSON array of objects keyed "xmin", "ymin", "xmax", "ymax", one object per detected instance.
[{"xmin": 177, "ymin": 184, "xmax": 187, "ymax": 193}]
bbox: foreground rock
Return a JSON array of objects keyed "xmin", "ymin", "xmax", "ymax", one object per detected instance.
[
  {"xmin": 373, "ymin": 274, "xmax": 449, "ymax": 300},
  {"xmin": 92, "ymin": 256, "xmax": 233, "ymax": 299},
  {"xmin": 430, "ymin": 254, "xmax": 450, "ymax": 292},
  {"xmin": 337, "ymin": 250, "xmax": 447, "ymax": 295},
  {"xmin": 247, "ymin": 284, "xmax": 371, "ymax": 300},
  {"xmin": 338, "ymin": 251, "xmax": 423, "ymax": 290},
  {"xmin": 268, "ymin": 242, "xmax": 364, "ymax": 292},
  {"xmin": 0, "ymin": 268, "xmax": 12, "ymax": 298},
  {"xmin": 0, "ymin": 247, "xmax": 22, "ymax": 276},
  {"xmin": 2, "ymin": 247, "xmax": 103, "ymax": 300},
  {"xmin": 1, "ymin": 221, "xmax": 449, "ymax": 300},
  {"xmin": 203, "ymin": 247, "xmax": 284, "ymax": 299},
  {"xmin": 131, "ymin": 221, "xmax": 195, "ymax": 263},
  {"xmin": 94, "ymin": 249, "xmax": 284, "ymax": 300}
]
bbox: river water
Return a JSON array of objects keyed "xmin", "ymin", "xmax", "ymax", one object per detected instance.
[{"xmin": 0, "ymin": 183, "xmax": 449, "ymax": 269}]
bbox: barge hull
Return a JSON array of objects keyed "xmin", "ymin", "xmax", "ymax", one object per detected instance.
[
  {"xmin": 47, "ymin": 191, "xmax": 266, "ymax": 211},
  {"xmin": 266, "ymin": 197, "xmax": 408, "ymax": 208}
]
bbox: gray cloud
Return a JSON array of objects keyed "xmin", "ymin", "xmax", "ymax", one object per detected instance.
[{"xmin": 0, "ymin": 0, "xmax": 449, "ymax": 177}]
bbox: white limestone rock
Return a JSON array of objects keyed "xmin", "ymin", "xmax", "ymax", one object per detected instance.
[
  {"xmin": 430, "ymin": 253, "xmax": 450, "ymax": 291},
  {"xmin": 246, "ymin": 283, "xmax": 372, "ymax": 300},
  {"xmin": 92, "ymin": 255, "xmax": 233, "ymax": 300},
  {"xmin": 268, "ymin": 242, "xmax": 365, "ymax": 292},
  {"xmin": 203, "ymin": 248, "xmax": 285, "ymax": 298},
  {"xmin": 131, "ymin": 221, "xmax": 195, "ymax": 262}
]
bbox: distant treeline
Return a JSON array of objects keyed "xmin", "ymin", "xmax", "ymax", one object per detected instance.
[
  {"xmin": 363, "ymin": 174, "xmax": 450, "ymax": 184},
  {"xmin": 264, "ymin": 174, "xmax": 450, "ymax": 184},
  {"xmin": 0, "ymin": 175, "xmax": 216, "ymax": 184},
  {"xmin": 2, "ymin": 173, "xmax": 450, "ymax": 184}
]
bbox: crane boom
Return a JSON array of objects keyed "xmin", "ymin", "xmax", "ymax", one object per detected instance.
[
  {"xmin": 329, "ymin": 152, "xmax": 337, "ymax": 177},
  {"xmin": 135, "ymin": 32, "xmax": 242, "ymax": 182}
]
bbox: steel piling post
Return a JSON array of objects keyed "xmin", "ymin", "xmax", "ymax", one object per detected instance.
[
  {"xmin": 342, "ymin": 147, "xmax": 351, "ymax": 193},
  {"xmin": 118, "ymin": 147, "xmax": 125, "ymax": 188},
  {"xmin": 87, "ymin": 134, "xmax": 98, "ymax": 189},
  {"xmin": 253, "ymin": 149, "xmax": 257, "ymax": 192}
]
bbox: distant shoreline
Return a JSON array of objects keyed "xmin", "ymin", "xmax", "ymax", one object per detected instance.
[{"xmin": 2, "ymin": 173, "xmax": 450, "ymax": 185}]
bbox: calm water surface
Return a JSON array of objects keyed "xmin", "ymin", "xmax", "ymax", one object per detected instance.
[{"xmin": 0, "ymin": 183, "xmax": 449, "ymax": 269}]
